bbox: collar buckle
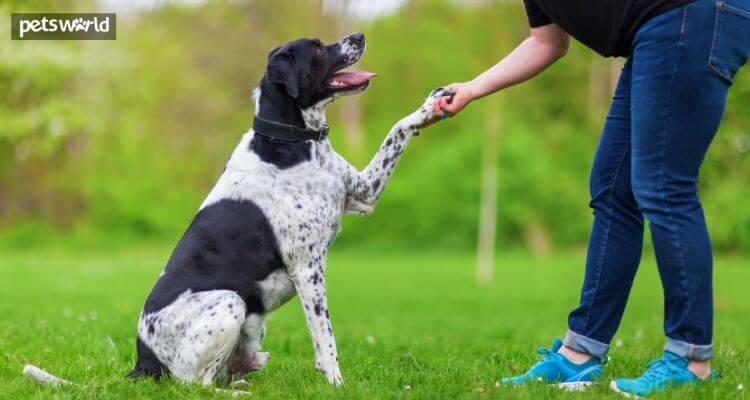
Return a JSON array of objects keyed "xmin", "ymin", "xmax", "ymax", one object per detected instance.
[{"xmin": 318, "ymin": 124, "xmax": 329, "ymax": 141}]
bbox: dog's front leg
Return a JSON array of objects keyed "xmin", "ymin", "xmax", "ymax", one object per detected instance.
[
  {"xmin": 289, "ymin": 259, "xmax": 342, "ymax": 386},
  {"xmin": 344, "ymin": 88, "xmax": 450, "ymax": 215}
]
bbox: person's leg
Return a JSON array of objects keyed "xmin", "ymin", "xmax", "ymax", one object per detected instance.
[
  {"xmin": 629, "ymin": 0, "xmax": 746, "ymax": 371},
  {"xmin": 497, "ymin": 62, "xmax": 641, "ymax": 387},
  {"xmin": 608, "ymin": 2, "xmax": 749, "ymax": 396},
  {"xmin": 564, "ymin": 58, "xmax": 645, "ymax": 361}
]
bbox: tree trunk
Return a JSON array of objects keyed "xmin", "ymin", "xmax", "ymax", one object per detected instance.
[
  {"xmin": 476, "ymin": 96, "xmax": 500, "ymax": 285},
  {"xmin": 523, "ymin": 223, "xmax": 551, "ymax": 258},
  {"xmin": 322, "ymin": 0, "xmax": 366, "ymax": 165},
  {"xmin": 338, "ymin": 92, "xmax": 365, "ymax": 165}
]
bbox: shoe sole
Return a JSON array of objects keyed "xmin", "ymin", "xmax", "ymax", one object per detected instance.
[
  {"xmin": 556, "ymin": 381, "xmax": 595, "ymax": 391},
  {"xmin": 496, "ymin": 381, "xmax": 595, "ymax": 391},
  {"xmin": 609, "ymin": 380, "xmax": 646, "ymax": 399}
]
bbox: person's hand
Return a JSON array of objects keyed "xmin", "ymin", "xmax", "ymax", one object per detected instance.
[
  {"xmin": 435, "ymin": 82, "xmax": 476, "ymax": 119},
  {"xmin": 420, "ymin": 82, "xmax": 477, "ymax": 128}
]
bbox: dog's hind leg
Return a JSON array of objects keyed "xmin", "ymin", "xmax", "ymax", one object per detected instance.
[
  {"xmin": 226, "ymin": 314, "xmax": 270, "ymax": 379},
  {"xmin": 166, "ymin": 290, "xmax": 247, "ymax": 386}
]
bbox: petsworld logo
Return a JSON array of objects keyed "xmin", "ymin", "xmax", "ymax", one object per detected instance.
[{"xmin": 11, "ymin": 13, "xmax": 116, "ymax": 40}]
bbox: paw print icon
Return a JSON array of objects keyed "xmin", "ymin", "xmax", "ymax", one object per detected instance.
[{"xmin": 73, "ymin": 18, "xmax": 87, "ymax": 31}]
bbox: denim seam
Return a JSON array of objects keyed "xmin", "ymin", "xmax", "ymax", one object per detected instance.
[
  {"xmin": 659, "ymin": 24, "xmax": 693, "ymax": 345},
  {"xmin": 722, "ymin": 1, "xmax": 750, "ymax": 19},
  {"xmin": 708, "ymin": 2, "xmax": 737, "ymax": 83},
  {"xmin": 578, "ymin": 141, "xmax": 632, "ymax": 334},
  {"xmin": 680, "ymin": 6, "xmax": 688, "ymax": 34}
]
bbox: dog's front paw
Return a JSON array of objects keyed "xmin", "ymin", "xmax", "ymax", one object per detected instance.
[
  {"xmin": 428, "ymin": 87, "xmax": 452, "ymax": 100},
  {"xmin": 423, "ymin": 87, "xmax": 452, "ymax": 112},
  {"xmin": 326, "ymin": 368, "xmax": 344, "ymax": 387},
  {"xmin": 316, "ymin": 361, "xmax": 343, "ymax": 386},
  {"xmin": 403, "ymin": 87, "xmax": 453, "ymax": 129}
]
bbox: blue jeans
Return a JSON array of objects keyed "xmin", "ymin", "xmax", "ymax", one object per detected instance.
[{"xmin": 565, "ymin": 0, "xmax": 749, "ymax": 361}]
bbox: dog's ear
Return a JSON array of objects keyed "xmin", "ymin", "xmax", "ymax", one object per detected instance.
[
  {"xmin": 267, "ymin": 46, "xmax": 281, "ymax": 58},
  {"xmin": 266, "ymin": 50, "xmax": 299, "ymax": 99}
]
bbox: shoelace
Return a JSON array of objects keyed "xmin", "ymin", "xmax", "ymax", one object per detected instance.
[
  {"xmin": 534, "ymin": 347, "xmax": 559, "ymax": 363},
  {"xmin": 516, "ymin": 347, "xmax": 559, "ymax": 375},
  {"xmin": 641, "ymin": 359, "xmax": 680, "ymax": 383},
  {"xmin": 537, "ymin": 348, "xmax": 555, "ymax": 357}
]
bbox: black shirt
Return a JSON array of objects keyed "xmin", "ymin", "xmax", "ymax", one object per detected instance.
[{"xmin": 523, "ymin": 0, "xmax": 695, "ymax": 57}]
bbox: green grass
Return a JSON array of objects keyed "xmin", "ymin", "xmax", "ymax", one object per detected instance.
[{"xmin": 0, "ymin": 246, "xmax": 748, "ymax": 399}]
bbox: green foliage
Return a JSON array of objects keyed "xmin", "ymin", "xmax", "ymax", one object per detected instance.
[{"xmin": 1, "ymin": 0, "xmax": 749, "ymax": 251}]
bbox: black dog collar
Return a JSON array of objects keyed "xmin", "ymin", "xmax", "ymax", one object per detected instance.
[{"xmin": 253, "ymin": 115, "xmax": 329, "ymax": 142}]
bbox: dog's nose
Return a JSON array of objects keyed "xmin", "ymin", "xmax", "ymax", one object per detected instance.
[{"xmin": 349, "ymin": 32, "xmax": 365, "ymax": 44}]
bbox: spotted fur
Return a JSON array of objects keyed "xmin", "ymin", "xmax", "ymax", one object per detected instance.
[
  {"xmin": 26, "ymin": 33, "xmax": 446, "ymax": 394},
  {"xmin": 126, "ymin": 34, "xmax": 448, "ymax": 388},
  {"xmin": 129, "ymin": 88, "xmax": 443, "ymax": 385},
  {"xmin": 21, "ymin": 33, "xmax": 447, "ymax": 391}
]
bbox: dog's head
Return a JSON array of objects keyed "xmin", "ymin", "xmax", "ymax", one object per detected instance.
[{"xmin": 263, "ymin": 32, "xmax": 375, "ymax": 108}]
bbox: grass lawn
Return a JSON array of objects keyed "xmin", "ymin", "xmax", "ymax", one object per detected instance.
[{"xmin": 0, "ymin": 245, "xmax": 747, "ymax": 399}]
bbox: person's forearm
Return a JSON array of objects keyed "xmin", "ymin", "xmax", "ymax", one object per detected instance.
[
  {"xmin": 468, "ymin": 35, "xmax": 567, "ymax": 99},
  {"xmin": 430, "ymin": 25, "xmax": 569, "ymax": 120}
]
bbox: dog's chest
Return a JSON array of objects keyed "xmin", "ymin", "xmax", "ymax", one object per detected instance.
[
  {"xmin": 270, "ymin": 166, "xmax": 346, "ymax": 254},
  {"xmin": 202, "ymin": 133, "xmax": 347, "ymax": 267}
]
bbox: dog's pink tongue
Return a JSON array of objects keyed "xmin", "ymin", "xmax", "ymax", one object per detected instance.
[{"xmin": 329, "ymin": 71, "xmax": 377, "ymax": 85}]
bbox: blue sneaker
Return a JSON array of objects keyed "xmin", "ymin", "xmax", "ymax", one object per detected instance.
[
  {"xmin": 609, "ymin": 351, "xmax": 720, "ymax": 399},
  {"xmin": 499, "ymin": 339, "xmax": 604, "ymax": 391}
]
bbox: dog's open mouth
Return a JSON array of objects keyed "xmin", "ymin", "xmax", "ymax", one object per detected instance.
[{"xmin": 326, "ymin": 70, "xmax": 377, "ymax": 91}]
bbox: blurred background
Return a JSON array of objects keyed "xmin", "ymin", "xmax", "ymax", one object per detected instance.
[{"xmin": 1, "ymin": 0, "xmax": 749, "ymax": 257}]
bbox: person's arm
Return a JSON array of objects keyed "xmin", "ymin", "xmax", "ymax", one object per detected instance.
[{"xmin": 433, "ymin": 23, "xmax": 569, "ymax": 119}]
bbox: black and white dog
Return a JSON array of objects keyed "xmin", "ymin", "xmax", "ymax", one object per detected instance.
[{"xmin": 24, "ymin": 33, "xmax": 446, "ymax": 389}]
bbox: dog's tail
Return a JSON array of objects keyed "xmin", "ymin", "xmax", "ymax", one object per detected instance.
[
  {"xmin": 25, "ymin": 364, "xmax": 252, "ymax": 397},
  {"xmin": 23, "ymin": 362, "xmax": 150, "ymax": 386},
  {"xmin": 23, "ymin": 364, "xmax": 74, "ymax": 387}
]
